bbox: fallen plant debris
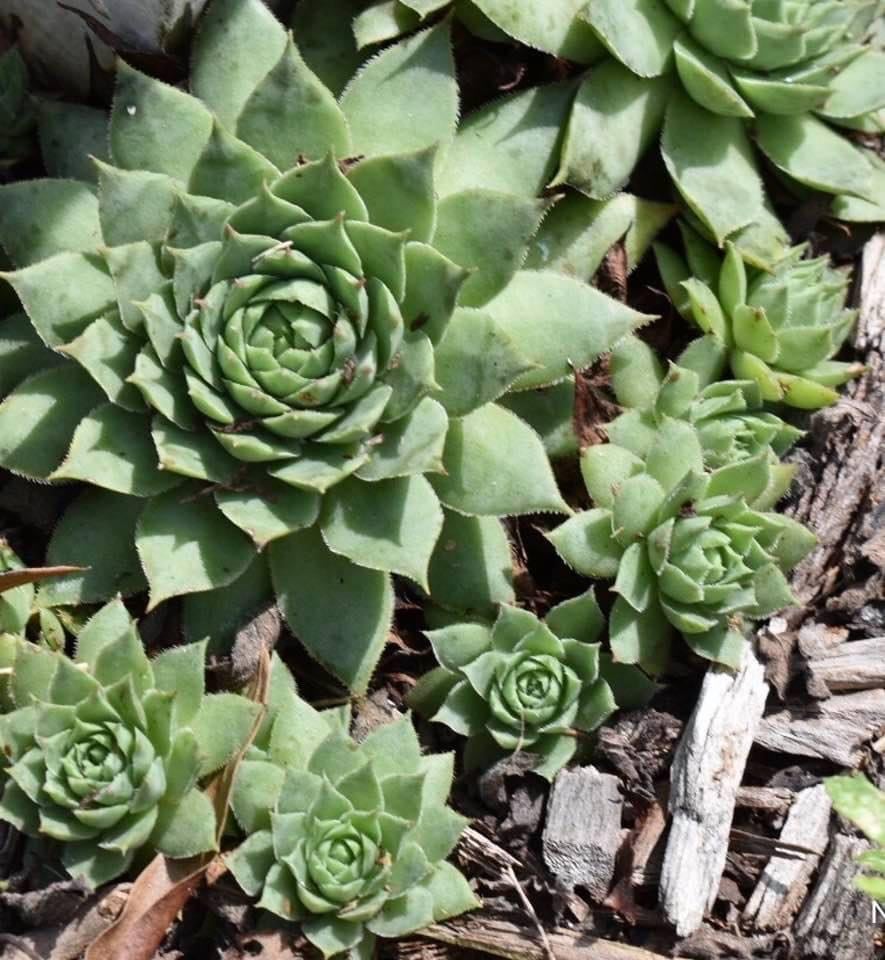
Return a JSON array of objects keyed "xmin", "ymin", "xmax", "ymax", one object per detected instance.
[{"xmin": 0, "ymin": 1, "xmax": 883, "ymax": 959}]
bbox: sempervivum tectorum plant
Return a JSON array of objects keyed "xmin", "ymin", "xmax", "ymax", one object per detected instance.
[
  {"xmin": 655, "ymin": 237, "xmax": 864, "ymax": 409},
  {"xmin": 0, "ymin": 599, "xmax": 259, "ymax": 886},
  {"xmin": 408, "ymin": 593, "xmax": 620, "ymax": 778},
  {"xmin": 548, "ymin": 417, "xmax": 816, "ymax": 672},
  {"xmin": 608, "ymin": 336, "xmax": 803, "ymax": 511},
  {"xmin": 557, "ymin": 0, "xmax": 885, "ymax": 265},
  {"xmin": 226, "ymin": 656, "xmax": 476, "ymax": 958},
  {"xmin": 0, "ymin": 0, "xmax": 650, "ymax": 693}
]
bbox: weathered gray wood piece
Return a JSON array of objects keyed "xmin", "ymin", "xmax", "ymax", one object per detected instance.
[
  {"xmin": 805, "ymin": 636, "xmax": 885, "ymax": 696},
  {"xmin": 742, "ymin": 784, "xmax": 832, "ymax": 930},
  {"xmin": 659, "ymin": 649, "xmax": 769, "ymax": 936},
  {"xmin": 755, "ymin": 688, "xmax": 885, "ymax": 767},
  {"xmin": 793, "ymin": 835, "xmax": 877, "ymax": 960},
  {"xmin": 542, "ymin": 766, "xmax": 623, "ymax": 902}
]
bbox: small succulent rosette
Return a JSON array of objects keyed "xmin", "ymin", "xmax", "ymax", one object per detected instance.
[
  {"xmin": 608, "ymin": 335, "xmax": 803, "ymax": 511},
  {"xmin": 556, "ymin": 0, "xmax": 885, "ymax": 263},
  {"xmin": 0, "ymin": 599, "xmax": 259, "ymax": 886},
  {"xmin": 227, "ymin": 657, "xmax": 476, "ymax": 959},
  {"xmin": 826, "ymin": 774, "xmax": 885, "ymax": 901},
  {"xmin": 656, "ymin": 234, "xmax": 864, "ymax": 409},
  {"xmin": 410, "ymin": 593, "xmax": 622, "ymax": 779},
  {"xmin": 0, "ymin": 0, "xmax": 649, "ymax": 695},
  {"xmin": 549, "ymin": 427, "xmax": 817, "ymax": 672}
]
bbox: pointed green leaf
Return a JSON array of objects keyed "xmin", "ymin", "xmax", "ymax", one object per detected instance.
[
  {"xmin": 191, "ymin": 693, "xmax": 261, "ymax": 776},
  {"xmin": 0, "ymin": 179, "xmax": 101, "ymax": 267},
  {"xmin": 39, "ymin": 489, "xmax": 148, "ymax": 604},
  {"xmin": 290, "ymin": 0, "xmax": 365, "ymax": 97},
  {"xmin": 584, "ymin": 0, "xmax": 680, "ymax": 76},
  {"xmin": 270, "ymin": 525, "xmax": 395, "ymax": 693},
  {"xmin": 136, "ymin": 487, "xmax": 258, "ymax": 609},
  {"xmin": 544, "ymin": 588, "xmax": 604, "ymax": 645},
  {"xmin": 673, "ymin": 34, "xmax": 752, "ymax": 117},
  {"xmin": 471, "ymin": 0, "xmax": 604, "ymax": 61},
  {"xmin": 189, "ymin": 121, "xmax": 279, "ymax": 206},
  {"xmin": 152, "ymin": 788, "xmax": 217, "ymax": 858},
  {"xmin": 555, "ymin": 62, "xmax": 671, "ymax": 199},
  {"xmin": 191, "ymin": 0, "xmax": 288, "ymax": 129},
  {"xmin": 0, "ymin": 365, "xmax": 103, "ymax": 480},
  {"xmin": 53, "ymin": 403, "xmax": 178, "ymax": 496},
  {"xmin": 485, "ymin": 270, "xmax": 651, "ymax": 390},
  {"xmin": 348, "ymin": 147, "xmax": 437, "ymax": 243},
  {"xmin": 612, "ymin": 473, "xmax": 666, "ymax": 543},
  {"xmin": 2, "ymin": 251, "xmax": 116, "ymax": 347},
  {"xmin": 110, "ymin": 61, "xmax": 213, "ymax": 182},
  {"xmin": 151, "ymin": 419, "xmax": 239, "ymax": 484},
  {"xmin": 610, "ymin": 595, "xmax": 671, "ymax": 674},
  {"xmin": 432, "ymin": 403, "xmax": 568, "ymax": 516},
  {"xmin": 427, "ymin": 510, "xmax": 514, "ymax": 613},
  {"xmin": 321, "ymin": 475, "xmax": 444, "ymax": 589},
  {"xmin": 341, "ymin": 20, "xmax": 458, "ymax": 158},
  {"xmin": 237, "ymin": 36, "xmax": 351, "ymax": 168},
  {"xmin": 438, "ymin": 82, "xmax": 575, "ymax": 199},
  {"xmin": 435, "ymin": 308, "xmax": 534, "ymax": 417},
  {"xmin": 58, "ymin": 313, "xmax": 146, "ymax": 412},
  {"xmin": 526, "ymin": 192, "xmax": 676, "ymax": 282},
  {"xmin": 215, "ymin": 480, "xmax": 320, "ymax": 547},
  {"xmin": 662, "ymin": 90, "xmax": 763, "ymax": 243},
  {"xmin": 580, "ymin": 443, "xmax": 645, "ymax": 509},
  {"xmin": 755, "ymin": 113, "xmax": 873, "ymax": 199},
  {"xmin": 96, "ymin": 162, "xmax": 178, "ymax": 246},
  {"xmin": 547, "ymin": 508, "xmax": 622, "ymax": 578},
  {"xmin": 433, "ymin": 191, "xmax": 547, "ymax": 308},
  {"xmin": 357, "ymin": 396, "xmax": 448, "ymax": 481},
  {"xmin": 818, "ymin": 50, "xmax": 885, "ymax": 121}
]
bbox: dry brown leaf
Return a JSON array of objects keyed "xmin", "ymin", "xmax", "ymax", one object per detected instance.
[{"xmin": 0, "ymin": 566, "xmax": 86, "ymax": 593}]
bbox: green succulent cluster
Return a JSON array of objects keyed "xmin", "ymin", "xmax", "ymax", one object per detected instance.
[
  {"xmin": 548, "ymin": 359, "xmax": 817, "ymax": 671},
  {"xmin": 562, "ymin": 0, "xmax": 885, "ymax": 264},
  {"xmin": 303, "ymin": 0, "xmax": 885, "ymax": 267},
  {"xmin": 656, "ymin": 235, "xmax": 864, "ymax": 409},
  {"xmin": 409, "ymin": 593, "xmax": 620, "ymax": 779},
  {"xmin": 826, "ymin": 774, "xmax": 885, "ymax": 902},
  {"xmin": 0, "ymin": 48, "xmax": 35, "ymax": 169},
  {"xmin": 0, "ymin": 599, "xmax": 259, "ymax": 886},
  {"xmin": 227, "ymin": 656, "xmax": 476, "ymax": 959},
  {"xmin": 0, "ymin": 0, "xmax": 649, "ymax": 693},
  {"xmin": 608, "ymin": 335, "xmax": 804, "ymax": 510}
]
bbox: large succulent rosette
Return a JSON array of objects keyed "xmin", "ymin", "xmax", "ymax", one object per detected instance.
[
  {"xmin": 549, "ymin": 417, "xmax": 816, "ymax": 671},
  {"xmin": 608, "ymin": 335, "xmax": 803, "ymax": 509},
  {"xmin": 552, "ymin": 0, "xmax": 885, "ymax": 265},
  {"xmin": 227, "ymin": 657, "xmax": 476, "ymax": 958},
  {"xmin": 0, "ymin": 0, "xmax": 648, "ymax": 692},
  {"xmin": 655, "ymin": 237, "xmax": 863, "ymax": 409},
  {"xmin": 409, "ymin": 594, "xmax": 621, "ymax": 778},
  {"xmin": 0, "ymin": 600, "xmax": 258, "ymax": 886}
]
